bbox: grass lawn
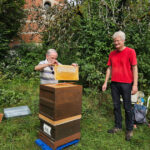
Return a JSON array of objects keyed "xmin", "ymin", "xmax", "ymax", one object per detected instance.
[{"xmin": 0, "ymin": 77, "xmax": 149, "ymax": 150}]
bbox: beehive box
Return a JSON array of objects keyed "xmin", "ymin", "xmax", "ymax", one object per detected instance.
[
  {"xmin": 39, "ymin": 114, "xmax": 81, "ymax": 141},
  {"xmin": 38, "ymin": 131, "xmax": 80, "ymax": 150},
  {"xmin": 39, "ymin": 83, "xmax": 82, "ymax": 121}
]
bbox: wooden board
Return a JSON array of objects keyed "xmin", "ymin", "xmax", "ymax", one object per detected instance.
[{"xmin": 39, "ymin": 114, "xmax": 81, "ymax": 126}]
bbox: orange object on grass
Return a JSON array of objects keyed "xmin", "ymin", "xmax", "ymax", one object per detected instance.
[{"xmin": 0, "ymin": 113, "xmax": 3, "ymax": 123}]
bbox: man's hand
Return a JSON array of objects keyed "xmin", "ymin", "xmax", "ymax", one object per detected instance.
[
  {"xmin": 102, "ymin": 82, "xmax": 107, "ymax": 92},
  {"xmin": 48, "ymin": 60, "xmax": 58, "ymax": 66},
  {"xmin": 53, "ymin": 60, "xmax": 58, "ymax": 65},
  {"xmin": 71, "ymin": 63, "xmax": 78, "ymax": 67},
  {"xmin": 131, "ymin": 85, "xmax": 138, "ymax": 95},
  {"xmin": 102, "ymin": 67, "xmax": 111, "ymax": 92}
]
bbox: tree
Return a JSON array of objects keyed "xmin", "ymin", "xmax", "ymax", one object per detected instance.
[{"xmin": 0, "ymin": 0, "xmax": 25, "ymax": 58}]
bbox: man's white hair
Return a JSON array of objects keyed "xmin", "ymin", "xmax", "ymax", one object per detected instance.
[
  {"xmin": 112, "ymin": 31, "xmax": 126, "ymax": 41},
  {"xmin": 46, "ymin": 49, "xmax": 57, "ymax": 55}
]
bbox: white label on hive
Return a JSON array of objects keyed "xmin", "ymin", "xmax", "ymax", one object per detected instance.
[{"xmin": 43, "ymin": 123, "xmax": 51, "ymax": 136}]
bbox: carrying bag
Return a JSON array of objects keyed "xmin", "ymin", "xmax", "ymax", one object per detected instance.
[{"xmin": 133, "ymin": 104, "xmax": 147, "ymax": 124}]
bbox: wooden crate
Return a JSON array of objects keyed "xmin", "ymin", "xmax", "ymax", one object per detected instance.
[
  {"xmin": 39, "ymin": 84, "xmax": 82, "ymax": 121},
  {"xmin": 39, "ymin": 113, "xmax": 81, "ymax": 141}
]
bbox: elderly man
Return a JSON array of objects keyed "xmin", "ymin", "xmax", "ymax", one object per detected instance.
[
  {"xmin": 102, "ymin": 31, "xmax": 138, "ymax": 141},
  {"xmin": 35, "ymin": 49, "xmax": 77, "ymax": 84}
]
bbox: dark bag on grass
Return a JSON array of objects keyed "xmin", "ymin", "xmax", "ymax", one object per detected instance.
[{"xmin": 133, "ymin": 104, "xmax": 147, "ymax": 124}]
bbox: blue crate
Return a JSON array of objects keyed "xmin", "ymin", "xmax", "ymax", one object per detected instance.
[{"xmin": 35, "ymin": 139, "xmax": 79, "ymax": 150}]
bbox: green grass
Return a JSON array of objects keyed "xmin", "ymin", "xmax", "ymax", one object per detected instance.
[{"xmin": 0, "ymin": 77, "xmax": 150, "ymax": 150}]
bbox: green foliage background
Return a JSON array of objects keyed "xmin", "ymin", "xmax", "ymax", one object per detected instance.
[
  {"xmin": 0, "ymin": 44, "xmax": 46, "ymax": 79},
  {"xmin": 0, "ymin": 0, "xmax": 150, "ymax": 94},
  {"xmin": 0, "ymin": 0, "xmax": 25, "ymax": 59},
  {"xmin": 43, "ymin": 0, "xmax": 150, "ymax": 94},
  {"xmin": 0, "ymin": 1, "xmax": 150, "ymax": 149}
]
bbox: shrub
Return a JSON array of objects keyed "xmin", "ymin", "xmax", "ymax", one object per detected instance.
[
  {"xmin": 42, "ymin": 0, "xmax": 150, "ymax": 93},
  {"xmin": 0, "ymin": 43, "xmax": 45, "ymax": 78},
  {"xmin": 0, "ymin": 89, "xmax": 24, "ymax": 107}
]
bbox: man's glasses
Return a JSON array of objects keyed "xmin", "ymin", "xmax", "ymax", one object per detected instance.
[{"xmin": 50, "ymin": 67, "xmax": 54, "ymax": 74}]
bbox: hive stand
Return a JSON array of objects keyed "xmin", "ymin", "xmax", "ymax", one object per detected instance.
[{"xmin": 35, "ymin": 139, "xmax": 79, "ymax": 150}]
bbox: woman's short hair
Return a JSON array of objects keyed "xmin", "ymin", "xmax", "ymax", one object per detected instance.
[
  {"xmin": 46, "ymin": 49, "xmax": 57, "ymax": 55},
  {"xmin": 112, "ymin": 31, "xmax": 126, "ymax": 41}
]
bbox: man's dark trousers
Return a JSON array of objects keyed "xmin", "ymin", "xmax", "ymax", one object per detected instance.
[{"xmin": 111, "ymin": 82, "xmax": 133, "ymax": 131}]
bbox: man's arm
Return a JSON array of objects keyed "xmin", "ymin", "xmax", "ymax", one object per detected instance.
[
  {"xmin": 35, "ymin": 59, "xmax": 59, "ymax": 71},
  {"xmin": 132, "ymin": 65, "xmax": 138, "ymax": 94},
  {"xmin": 102, "ymin": 66, "xmax": 111, "ymax": 91},
  {"xmin": 34, "ymin": 63, "xmax": 52, "ymax": 71}
]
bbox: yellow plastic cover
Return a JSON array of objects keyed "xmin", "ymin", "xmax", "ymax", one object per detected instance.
[{"xmin": 54, "ymin": 65, "xmax": 79, "ymax": 80}]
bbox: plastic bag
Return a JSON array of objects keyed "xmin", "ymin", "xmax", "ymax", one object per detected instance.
[{"xmin": 133, "ymin": 104, "xmax": 147, "ymax": 124}]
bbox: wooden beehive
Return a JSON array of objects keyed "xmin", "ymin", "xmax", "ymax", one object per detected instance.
[
  {"xmin": 39, "ymin": 83, "xmax": 82, "ymax": 121},
  {"xmin": 38, "ymin": 83, "xmax": 82, "ymax": 149}
]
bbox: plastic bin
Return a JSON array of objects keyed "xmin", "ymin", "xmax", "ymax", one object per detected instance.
[{"xmin": 4, "ymin": 106, "xmax": 31, "ymax": 118}]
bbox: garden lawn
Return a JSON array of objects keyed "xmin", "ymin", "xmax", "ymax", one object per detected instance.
[{"xmin": 0, "ymin": 77, "xmax": 149, "ymax": 150}]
